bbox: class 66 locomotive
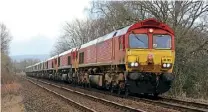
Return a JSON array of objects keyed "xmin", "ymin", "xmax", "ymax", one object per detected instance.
[
  {"xmin": 26, "ymin": 18, "xmax": 175, "ymax": 97},
  {"xmin": 124, "ymin": 19, "xmax": 175, "ymax": 96}
]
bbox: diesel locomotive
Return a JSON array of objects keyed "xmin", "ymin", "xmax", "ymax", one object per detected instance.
[{"xmin": 26, "ymin": 18, "xmax": 175, "ymax": 96}]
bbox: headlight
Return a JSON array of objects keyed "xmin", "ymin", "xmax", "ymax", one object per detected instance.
[
  {"xmin": 131, "ymin": 62, "xmax": 135, "ymax": 66},
  {"xmin": 162, "ymin": 63, "xmax": 172, "ymax": 68},
  {"xmin": 167, "ymin": 63, "xmax": 171, "ymax": 68},
  {"xmin": 129, "ymin": 62, "xmax": 139, "ymax": 67},
  {"xmin": 135, "ymin": 62, "xmax": 139, "ymax": 67},
  {"xmin": 163, "ymin": 63, "xmax": 167, "ymax": 67}
]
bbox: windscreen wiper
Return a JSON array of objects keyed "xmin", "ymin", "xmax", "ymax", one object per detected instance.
[{"xmin": 134, "ymin": 34, "xmax": 145, "ymax": 44}]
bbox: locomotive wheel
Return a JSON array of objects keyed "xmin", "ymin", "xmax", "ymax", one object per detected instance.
[
  {"xmin": 84, "ymin": 83, "xmax": 87, "ymax": 88},
  {"xmin": 88, "ymin": 83, "xmax": 91, "ymax": 88},
  {"xmin": 106, "ymin": 84, "xmax": 110, "ymax": 90},
  {"xmin": 72, "ymin": 79, "xmax": 77, "ymax": 86},
  {"xmin": 81, "ymin": 82, "xmax": 84, "ymax": 88},
  {"xmin": 118, "ymin": 81, "xmax": 125, "ymax": 95},
  {"xmin": 153, "ymin": 93, "xmax": 159, "ymax": 98},
  {"xmin": 68, "ymin": 79, "xmax": 71, "ymax": 84},
  {"xmin": 117, "ymin": 87, "xmax": 122, "ymax": 95},
  {"xmin": 105, "ymin": 81, "xmax": 110, "ymax": 90},
  {"xmin": 110, "ymin": 86, "xmax": 114, "ymax": 93},
  {"xmin": 84, "ymin": 82, "xmax": 88, "ymax": 88},
  {"xmin": 125, "ymin": 87, "xmax": 129, "ymax": 97},
  {"xmin": 82, "ymin": 82, "xmax": 84, "ymax": 87}
]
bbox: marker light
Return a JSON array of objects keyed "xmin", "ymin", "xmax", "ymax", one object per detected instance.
[
  {"xmin": 163, "ymin": 63, "xmax": 167, "ymax": 67},
  {"xmin": 149, "ymin": 28, "xmax": 154, "ymax": 33}
]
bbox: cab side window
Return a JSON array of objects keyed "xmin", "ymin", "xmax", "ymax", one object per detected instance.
[
  {"xmin": 68, "ymin": 56, "xmax": 71, "ymax": 65},
  {"xmin": 79, "ymin": 52, "xmax": 84, "ymax": 64}
]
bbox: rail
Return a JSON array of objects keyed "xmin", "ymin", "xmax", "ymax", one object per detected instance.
[{"xmin": 26, "ymin": 77, "xmax": 145, "ymax": 112}]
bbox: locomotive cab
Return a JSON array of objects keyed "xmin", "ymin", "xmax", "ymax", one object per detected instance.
[
  {"xmin": 124, "ymin": 19, "xmax": 175, "ymax": 95},
  {"xmin": 126, "ymin": 28, "xmax": 175, "ymax": 73}
]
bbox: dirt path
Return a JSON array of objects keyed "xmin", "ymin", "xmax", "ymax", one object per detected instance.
[{"xmin": 1, "ymin": 82, "xmax": 25, "ymax": 112}]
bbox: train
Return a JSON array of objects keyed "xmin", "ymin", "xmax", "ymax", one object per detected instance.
[{"xmin": 25, "ymin": 18, "xmax": 175, "ymax": 97}]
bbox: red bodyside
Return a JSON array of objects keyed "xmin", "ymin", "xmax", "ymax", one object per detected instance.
[
  {"xmin": 85, "ymin": 44, "xmax": 97, "ymax": 64},
  {"xmin": 60, "ymin": 54, "xmax": 68, "ymax": 67},
  {"xmin": 76, "ymin": 18, "xmax": 175, "ymax": 67},
  {"xmin": 48, "ymin": 59, "xmax": 53, "ymax": 69},
  {"xmin": 96, "ymin": 39, "xmax": 113, "ymax": 63},
  {"xmin": 78, "ymin": 37, "xmax": 126, "ymax": 65}
]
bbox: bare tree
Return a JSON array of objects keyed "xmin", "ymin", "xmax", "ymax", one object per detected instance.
[
  {"xmin": 1, "ymin": 23, "xmax": 12, "ymax": 75},
  {"xmin": 51, "ymin": 19, "xmax": 88, "ymax": 56},
  {"xmin": 89, "ymin": 1, "xmax": 141, "ymax": 30},
  {"xmin": 50, "ymin": 18, "xmax": 113, "ymax": 56},
  {"xmin": 0, "ymin": 23, "xmax": 12, "ymax": 54},
  {"xmin": 12, "ymin": 59, "xmax": 40, "ymax": 73}
]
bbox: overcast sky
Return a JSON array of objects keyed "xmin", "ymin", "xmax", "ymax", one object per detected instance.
[{"xmin": 0, "ymin": 0, "xmax": 90, "ymax": 56}]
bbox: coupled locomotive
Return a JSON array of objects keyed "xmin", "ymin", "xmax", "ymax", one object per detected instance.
[{"xmin": 26, "ymin": 18, "xmax": 175, "ymax": 96}]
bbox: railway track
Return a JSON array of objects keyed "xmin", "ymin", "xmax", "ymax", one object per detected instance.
[
  {"xmin": 25, "ymin": 77, "xmax": 96, "ymax": 112},
  {"xmin": 27, "ymin": 76, "xmax": 208, "ymax": 112},
  {"xmin": 160, "ymin": 97, "xmax": 208, "ymax": 111},
  {"xmin": 25, "ymin": 77, "xmax": 145, "ymax": 112},
  {"xmin": 129, "ymin": 96, "xmax": 208, "ymax": 112}
]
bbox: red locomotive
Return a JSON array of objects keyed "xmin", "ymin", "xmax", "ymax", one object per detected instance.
[{"xmin": 26, "ymin": 18, "xmax": 175, "ymax": 96}]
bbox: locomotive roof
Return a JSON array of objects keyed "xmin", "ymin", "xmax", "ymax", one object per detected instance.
[
  {"xmin": 80, "ymin": 30, "xmax": 118, "ymax": 49},
  {"xmin": 115, "ymin": 25, "xmax": 132, "ymax": 37},
  {"xmin": 80, "ymin": 38, "xmax": 98, "ymax": 49},
  {"xmin": 26, "ymin": 66, "xmax": 32, "ymax": 68},
  {"xmin": 46, "ymin": 55, "xmax": 58, "ymax": 61},
  {"xmin": 80, "ymin": 25, "xmax": 132, "ymax": 49},
  {"xmin": 59, "ymin": 48, "xmax": 77, "ymax": 56}
]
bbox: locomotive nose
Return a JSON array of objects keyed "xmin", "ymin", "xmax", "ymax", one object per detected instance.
[{"xmin": 126, "ymin": 49, "xmax": 175, "ymax": 73}]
